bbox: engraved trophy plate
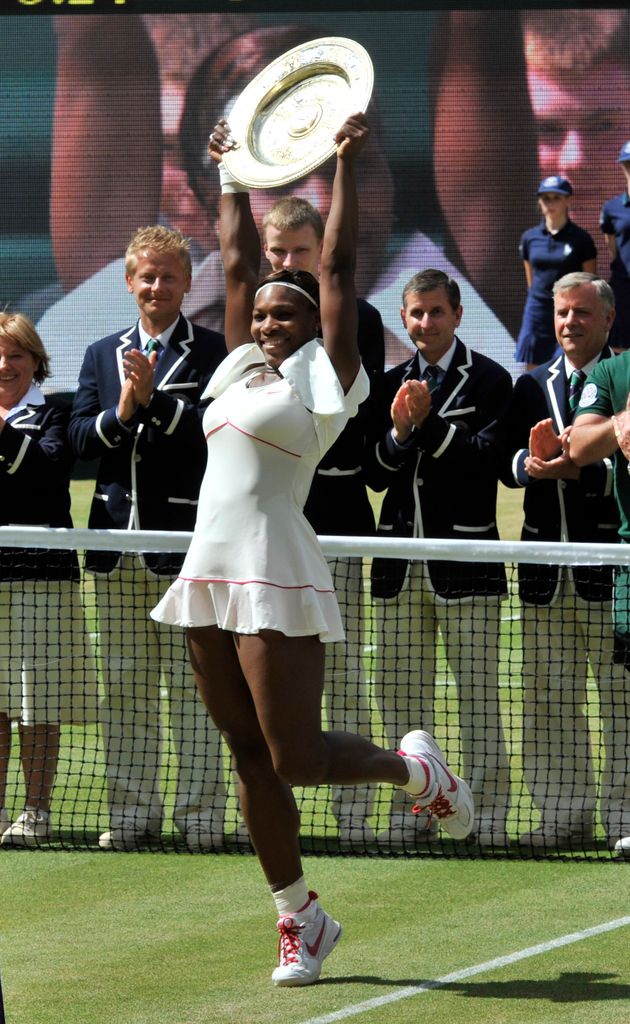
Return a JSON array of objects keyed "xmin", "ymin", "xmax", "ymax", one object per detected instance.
[{"xmin": 222, "ymin": 37, "xmax": 374, "ymax": 189}]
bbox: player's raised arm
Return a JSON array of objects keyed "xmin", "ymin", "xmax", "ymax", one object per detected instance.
[
  {"xmin": 319, "ymin": 113, "xmax": 369, "ymax": 392},
  {"xmin": 209, "ymin": 120, "xmax": 261, "ymax": 352}
]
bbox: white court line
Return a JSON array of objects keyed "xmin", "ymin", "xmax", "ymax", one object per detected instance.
[{"xmin": 298, "ymin": 915, "xmax": 630, "ymax": 1024}]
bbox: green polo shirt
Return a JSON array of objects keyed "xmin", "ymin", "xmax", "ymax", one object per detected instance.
[{"xmin": 575, "ymin": 352, "xmax": 630, "ymax": 541}]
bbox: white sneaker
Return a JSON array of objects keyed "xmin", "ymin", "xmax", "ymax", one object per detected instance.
[
  {"xmin": 1, "ymin": 809, "xmax": 51, "ymax": 847},
  {"xmin": 272, "ymin": 892, "xmax": 342, "ymax": 987},
  {"xmin": 398, "ymin": 730, "xmax": 474, "ymax": 840},
  {"xmin": 0, "ymin": 808, "xmax": 11, "ymax": 836},
  {"xmin": 98, "ymin": 829, "xmax": 160, "ymax": 851}
]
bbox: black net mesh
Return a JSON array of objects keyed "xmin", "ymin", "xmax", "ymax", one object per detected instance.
[{"xmin": 2, "ymin": 529, "xmax": 628, "ymax": 860}]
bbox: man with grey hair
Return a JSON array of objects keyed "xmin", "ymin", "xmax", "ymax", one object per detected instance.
[{"xmin": 504, "ymin": 271, "xmax": 630, "ymax": 852}]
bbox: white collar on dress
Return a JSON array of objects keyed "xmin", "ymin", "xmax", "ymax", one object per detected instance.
[{"xmin": 202, "ymin": 339, "xmax": 347, "ymax": 415}]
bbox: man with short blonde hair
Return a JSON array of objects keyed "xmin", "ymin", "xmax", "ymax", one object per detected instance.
[
  {"xmin": 124, "ymin": 224, "xmax": 193, "ymax": 277},
  {"xmin": 69, "ymin": 225, "xmax": 227, "ymax": 852},
  {"xmin": 261, "ymin": 196, "xmax": 324, "ymax": 240}
]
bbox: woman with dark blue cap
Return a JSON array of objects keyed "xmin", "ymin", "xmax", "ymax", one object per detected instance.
[
  {"xmin": 600, "ymin": 141, "xmax": 630, "ymax": 351},
  {"xmin": 515, "ymin": 175, "xmax": 597, "ymax": 368}
]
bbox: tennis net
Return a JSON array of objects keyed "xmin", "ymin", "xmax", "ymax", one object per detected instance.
[{"xmin": 1, "ymin": 525, "xmax": 628, "ymax": 860}]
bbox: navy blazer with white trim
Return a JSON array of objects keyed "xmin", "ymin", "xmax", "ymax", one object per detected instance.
[
  {"xmin": 69, "ymin": 314, "xmax": 226, "ymax": 574},
  {"xmin": 503, "ymin": 346, "xmax": 619, "ymax": 604},
  {"xmin": 364, "ymin": 338, "xmax": 512, "ymax": 599},
  {"xmin": 0, "ymin": 394, "xmax": 78, "ymax": 580}
]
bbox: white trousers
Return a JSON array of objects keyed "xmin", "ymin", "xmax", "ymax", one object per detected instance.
[
  {"xmin": 324, "ymin": 557, "xmax": 374, "ymax": 822},
  {"xmin": 521, "ymin": 581, "xmax": 630, "ymax": 837},
  {"xmin": 373, "ymin": 562, "xmax": 511, "ymax": 829},
  {"xmin": 94, "ymin": 557, "xmax": 226, "ymax": 835},
  {"xmin": 0, "ymin": 580, "xmax": 98, "ymax": 724}
]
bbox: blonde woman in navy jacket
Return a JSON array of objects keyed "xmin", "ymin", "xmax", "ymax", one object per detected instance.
[{"xmin": 0, "ymin": 313, "xmax": 97, "ymax": 847}]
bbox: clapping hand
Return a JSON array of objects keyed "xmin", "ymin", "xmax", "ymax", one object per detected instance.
[
  {"xmin": 391, "ymin": 379, "xmax": 431, "ymax": 443},
  {"xmin": 118, "ymin": 348, "xmax": 157, "ymax": 421},
  {"xmin": 528, "ymin": 419, "xmax": 562, "ymax": 460},
  {"xmin": 525, "ymin": 418, "xmax": 579, "ymax": 480}
]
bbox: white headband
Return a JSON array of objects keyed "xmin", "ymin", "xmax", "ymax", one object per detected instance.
[{"xmin": 255, "ymin": 281, "xmax": 319, "ymax": 308}]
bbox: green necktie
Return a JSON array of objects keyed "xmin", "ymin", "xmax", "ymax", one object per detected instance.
[{"xmin": 568, "ymin": 369, "xmax": 586, "ymax": 413}]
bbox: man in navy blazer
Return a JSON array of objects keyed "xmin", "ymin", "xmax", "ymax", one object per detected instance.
[
  {"xmin": 365, "ymin": 268, "xmax": 512, "ymax": 848},
  {"xmin": 69, "ymin": 225, "xmax": 227, "ymax": 851},
  {"xmin": 504, "ymin": 271, "xmax": 630, "ymax": 850}
]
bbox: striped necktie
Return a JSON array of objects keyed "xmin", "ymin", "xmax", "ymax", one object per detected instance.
[
  {"xmin": 568, "ymin": 369, "xmax": 586, "ymax": 413},
  {"xmin": 146, "ymin": 338, "xmax": 161, "ymax": 357},
  {"xmin": 423, "ymin": 364, "xmax": 442, "ymax": 393}
]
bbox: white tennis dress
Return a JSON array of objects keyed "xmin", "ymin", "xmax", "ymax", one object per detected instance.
[{"xmin": 151, "ymin": 339, "xmax": 369, "ymax": 642}]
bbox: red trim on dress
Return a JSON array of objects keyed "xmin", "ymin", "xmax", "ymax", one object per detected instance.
[
  {"xmin": 177, "ymin": 575, "xmax": 334, "ymax": 594},
  {"xmin": 205, "ymin": 419, "xmax": 301, "ymax": 458}
]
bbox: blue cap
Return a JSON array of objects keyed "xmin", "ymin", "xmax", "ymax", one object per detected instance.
[
  {"xmin": 618, "ymin": 140, "xmax": 630, "ymax": 163},
  {"xmin": 537, "ymin": 175, "xmax": 573, "ymax": 197}
]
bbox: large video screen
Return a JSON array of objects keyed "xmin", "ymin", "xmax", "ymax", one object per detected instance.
[{"xmin": 2, "ymin": 10, "xmax": 628, "ymax": 390}]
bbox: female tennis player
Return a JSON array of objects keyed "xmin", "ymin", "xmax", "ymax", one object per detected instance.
[{"xmin": 152, "ymin": 113, "xmax": 474, "ymax": 986}]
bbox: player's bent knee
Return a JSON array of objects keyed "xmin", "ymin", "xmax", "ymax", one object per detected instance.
[{"xmin": 273, "ymin": 747, "xmax": 327, "ymax": 787}]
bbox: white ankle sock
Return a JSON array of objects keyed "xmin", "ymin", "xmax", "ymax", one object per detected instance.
[
  {"xmin": 399, "ymin": 752, "xmax": 437, "ymax": 801},
  {"xmin": 272, "ymin": 877, "xmax": 311, "ymax": 917}
]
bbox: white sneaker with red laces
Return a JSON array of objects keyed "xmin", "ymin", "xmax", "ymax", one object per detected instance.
[
  {"xmin": 398, "ymin": 730, "xmax": 474, "ymax": 840},
  {"xmin": 272, "ymin": 892, "xmax": 342, "ymax": 987}
]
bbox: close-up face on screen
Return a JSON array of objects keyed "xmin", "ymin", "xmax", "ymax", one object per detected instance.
[
  {"xmin": 2, "ymin": 8, "xmax": 629, "ymax": 387},
  {"xmin": 4, "ymin": 8, "xmax": 630, "ymax": 1021}
]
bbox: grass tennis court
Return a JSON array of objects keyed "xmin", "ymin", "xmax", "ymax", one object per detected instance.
[
  {"xmin": 4, "ymin": 482, "xmax": 627, "ymax": 1022},
  {"xmin": 2, "ymin": 851, "xmax": 630, "ymax": 1023}
]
